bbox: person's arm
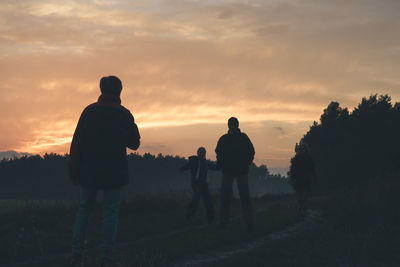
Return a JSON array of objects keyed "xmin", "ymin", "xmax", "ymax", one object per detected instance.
[
  {"xmin": 215, "ymin": 137, "xmax": 223, "ymax": 165},
  {"xmin": 245, "ymin": 134, "xmax": 255, "ymax": 164},
  {"xmin": 180, "ymin": 162, "xmax": 190, "ymax": 172},
  {"xmin": 125, "ymin": 111, "xmax": 141, "ymax": 150},
  {"xmin": 207, "ymin": 161, "xmax": 221, "ymax": 171},
  {"xmin": 69, "ymin": 113, "xmax": 85, "ymax": 185}
]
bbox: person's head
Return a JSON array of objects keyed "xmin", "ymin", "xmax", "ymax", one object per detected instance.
[
  {"xmin": 228, "ymin": 117, "xmax": 239, "ymax": 130},
  {"xmin": 100, "ymin": 76, "xmax": 122, "ymax": 97},
  {"xmin": 197, "ymin": 147, "xmax": 206, "ymax": 159}
]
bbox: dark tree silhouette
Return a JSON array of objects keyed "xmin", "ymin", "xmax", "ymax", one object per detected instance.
[
  {"xmin": 0, "ymin": 153, "xmax": 291, "ymax": 200},
  {"xmin": 292, "ymin": 94, "xmax": 400, "ymax": 192}
]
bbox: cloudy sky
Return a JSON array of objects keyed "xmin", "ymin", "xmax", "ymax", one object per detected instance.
[{"xmin": 1, "ymin": 0, "xmax": 399, "ymax": 171}]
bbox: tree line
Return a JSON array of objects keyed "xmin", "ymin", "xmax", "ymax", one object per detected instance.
[
  {"xmin": 296, "ymin": 94, "xmax": 400, "ymax": 191},
  {"xmin": 0, "ymin": 153, "xmax": 291, "ymax": 200}
]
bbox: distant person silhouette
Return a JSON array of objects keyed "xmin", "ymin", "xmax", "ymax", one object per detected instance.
[
  {"xmin": 180, "ymin": 147, "xmax": 220, "ymax": 224},
  {"xmin": 215, "ymin": 117, "xmax": 255, "ymax": 230},
  {"xmin": 69, "ymin": 76, "xmax": 140, "ymax": 267},
  {"xmin": 289, "ymin": 143, "xmax": 317, "ymax": 217}
]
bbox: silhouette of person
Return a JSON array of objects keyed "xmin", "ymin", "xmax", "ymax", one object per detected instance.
[
  {"xmin": 289, "ymin": 143, "xmax": 317, "ymax": 217},
  {"xmin": 215, "ymin": 117, "xmax": 255, "ymax": 230},
  {"xmin": 180, "ymin": 147, "xmax": 220, "ymax": 224},
  {"xmin": 68, "ymin": 76, "xmax": 140, "ymax": 267}
]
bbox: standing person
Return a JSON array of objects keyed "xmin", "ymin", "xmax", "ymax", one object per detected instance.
[
  {"xmin": 69, "ymin": 76, "xmax": 140, "ymax": 267},
  {"xmin": 215, "ymin": 117, "xmax": 255, "ymax": 230},
  {"xmin": 180, "ymin": 147, "xmax": 220, "ymax": 224},
  {"xmin": 289, "ymin": 143, "xmax": 317, "ymax": 217}
]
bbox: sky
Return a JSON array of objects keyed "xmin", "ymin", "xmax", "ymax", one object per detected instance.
[{"xmin": 0, "ymin": 0, "xmax": 399, "ymax": 172}]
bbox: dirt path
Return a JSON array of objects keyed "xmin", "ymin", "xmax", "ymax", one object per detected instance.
[{"xmin": 172, "ymin": 210, "xmax": 321, "ymax": 267}]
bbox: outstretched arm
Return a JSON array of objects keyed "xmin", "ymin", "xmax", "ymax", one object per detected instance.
[
  {"xmin": 180, "ymin": 162, "xmax": 190, "ymax": 171},
  {"xmin": 207, "ymin": 161, "xmax": 221, "ymax": 171}
]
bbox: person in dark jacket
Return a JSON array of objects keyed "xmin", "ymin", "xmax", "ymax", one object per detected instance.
[
  {"xmin": 180, "ymin": 147, "xmax": 220, "ymax": 224},
  {"xmin": 69, "ymin": 76, "xmax": 140, "ymax": 267},
  {"xmin": 215, "ymin": 117, "xmax": 255, "ymax": 230},
  {"xmin": 289, "ymin": 143, "xmax": 317, "ymax": 217}
]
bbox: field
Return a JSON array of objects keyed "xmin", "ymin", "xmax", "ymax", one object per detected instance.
[{"xmin": 1, "ymin": 177, "xmax": 399, "ymax": 267}]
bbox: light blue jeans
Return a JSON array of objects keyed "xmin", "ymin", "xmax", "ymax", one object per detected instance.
[{"xmin": 72, "ymin": 187, "xmax": 122, "ymax": 259}]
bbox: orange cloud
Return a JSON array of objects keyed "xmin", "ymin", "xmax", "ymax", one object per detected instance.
[{"xmin": 1, "ymin": 0, "xmax": 399, "ymax": 169}]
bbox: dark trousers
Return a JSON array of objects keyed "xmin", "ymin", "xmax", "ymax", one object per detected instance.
[
  {"xmin": 297, "ymin": 190, "xmax": 310, "ymax": 216},
  {"xmin": 186, "ymin": 181, "xmax": 214, "ymax": 223},
  {"xmin": 220, "ymin": 172, "xmax": 253, "ymax": 229},
  {"xmin": 72, "ymin": 187, "xmax": 122, "ymax": 259}
]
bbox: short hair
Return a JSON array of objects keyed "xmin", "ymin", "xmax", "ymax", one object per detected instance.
[
  {"xmin": 197, "ymin": 147, "xmax": 206, "ymax": 155},
  {"xmin": 228, "ymin": 117, "xmax": 239, "ymax": 128},
  {"xmin": 100, "ymin": 76, "xmax": 122, "ymax": 96}
]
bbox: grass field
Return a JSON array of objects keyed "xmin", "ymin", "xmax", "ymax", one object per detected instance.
[
  {"xmin": 0, "ymin": 193, "xmax": 299, "ymax": 266},
  {"xmin": 1, "ymin": 178, "xmax": 399, "ymax": 267}
]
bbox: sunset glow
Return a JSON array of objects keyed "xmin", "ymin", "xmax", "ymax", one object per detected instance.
[{"xmin": 1, "ymin": 0, "xmax": 399, "ymax": 170}]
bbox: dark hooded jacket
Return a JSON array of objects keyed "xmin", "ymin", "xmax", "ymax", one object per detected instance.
[
  {"xmin": 69, "ymin": 94, "xmax": 140, "ymax": 189},
  {"xmin": 215, "ymin": 128, "xmax": 255, "ymax": 175}
]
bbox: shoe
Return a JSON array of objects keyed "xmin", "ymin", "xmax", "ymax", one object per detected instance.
[
  {"xmin": 70, "ymin": 253, "xmax": 83, "ymax": 267},
  {"xmin": 101, "ymin": 258, "xmax": 118, "ymax": 267}
]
